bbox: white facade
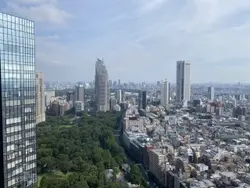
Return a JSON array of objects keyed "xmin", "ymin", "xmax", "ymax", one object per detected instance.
[
  {"xmin": 176, "ymin": 61, "xmax": 191, "ymax": 103},
  {"xmin": 125, "ymin": 119, "xmax": 144, "ymax": 132},
  {"xmin": 75, "ymin": 101, "xmax": 84, "ymax": 112},
  {"xmin": 45, "ymin": 90, "xmax": 55, "ymax": 107},
  {"xmin": 113, "ymin": 104, "xmax": 121, "ymax": 111},
  {"xmin": 116, "ymin": 90, "xmax": 122, "ymax": 103},
  {"xmin": 196, "ymin": 163, "xmax": 209, "ymax": 172},
  {"xmin": 160, "ymin": 79, "xmax": 169, "ymax": 108}
]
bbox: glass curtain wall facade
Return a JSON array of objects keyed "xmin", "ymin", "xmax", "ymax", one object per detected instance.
[{"xmin": 0, "ymin": 13, "xmax": 36, "ymax": 188}]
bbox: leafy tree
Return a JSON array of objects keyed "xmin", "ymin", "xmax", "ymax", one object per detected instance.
[
  {"xmin": 129, "ymin": 164, "xmax": 142, "ymax": 185},
  {"xmin": 74, "ymin": 180, "xmax": 89, "ymax": 188}
]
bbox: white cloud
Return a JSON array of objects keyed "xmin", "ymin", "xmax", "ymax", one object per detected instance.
[
  {"xmin": 12, "ymin": 0, "xmax": 56, "ymax": 4},
  {"xmin": 36, "ymin": 35, "xmax": 66, "ymax": 65},
  {"xmin": 119, "ymin": 0, "xmax": 250, "ymax": 82},
  {"xmin": 5, "ymin": 0, "xmax": 72, "ymax": 24},
  {"xmin": 136, "ymin": 0, "xmax": 168, "ymax": 15},
  {"xmin": 3, "ymin": 0, "xmax": 250, "ymax": 82},
  {"xmin": 179, "ymin": 0, "xmax": 250, "ymax": 32}
]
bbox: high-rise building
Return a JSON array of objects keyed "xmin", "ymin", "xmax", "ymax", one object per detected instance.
[
  {"xmin": 66, "ymin": 91, "xmax": 75, "ymax": 109},
  {"xmin": 44, "ymin": 89, "xmax": 55, "ymax": 107},
  {"xmin": 36, "ymin": 72, "xmax": 45, "ymax": 124},
  {"xmin": 95, "ymin": 59, "xmax": 110, "ymax": 112},
  {"xmin": 115, "ymin": 90, "xmax": 122, "ymax": 103},
  {"xmin": 75, "ymin": 84, "xmax": 84, "ymax": 112},
  {"xmin": 176, "ymin": 61, "xmax": 191, "ymax": 102},
  {"xmin": 138, "ymin": 91, "xmax": 147, "ymax": 110},
  {"xmin": 75, "ymin": 84, "xmax": 85, "ymax": 102},
  {"xmin": 66, "ymin": 91, "xmax": 75, "ymax": 102},
  {"xmin": 0, "ymin": 12, "xmax": 37, "ymax": 187},
  {"xmin": 208, "ymin": 86, "xmax": 215, "ymax": 101},
  {"xmin": 168, "ymin": 82, "xmax": 171, "ymax": 102},
  {"xmin": 160, "ymin": 79, "xmax": 169, "ymax": 108},
  {"xmin": 142, "ymin": 91, "xmax": 147, "ymax": 110}
]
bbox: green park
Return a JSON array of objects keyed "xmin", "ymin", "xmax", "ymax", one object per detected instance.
[{"xmin": 36, "ymin": 111, "xmax": 147, "ymax": 188}]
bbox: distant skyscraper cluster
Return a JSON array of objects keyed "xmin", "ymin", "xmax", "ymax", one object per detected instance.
[
  {"xmin": 95, "ymin": 59, "xmax": 110, "ymax": 112},
  {"xmin": 64, "ymin": 84, "xmax": 85, "ymax": 114},
  {"xmin": 159, "ymin": 60, "xmax": 191, "ymax": 107}
]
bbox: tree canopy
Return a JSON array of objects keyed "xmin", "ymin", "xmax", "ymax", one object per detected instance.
[{"xmin": 37, "ymin": 111, "xmax": 145, "ymax": 188}]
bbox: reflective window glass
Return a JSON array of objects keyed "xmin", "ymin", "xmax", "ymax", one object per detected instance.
[
  {"xmin": 7, "ymin": 15, "xmax": 11, "ymax": 22},
  {"xmin": 3, "ymin": 14, "xmax": 7, "ymax": 21}
]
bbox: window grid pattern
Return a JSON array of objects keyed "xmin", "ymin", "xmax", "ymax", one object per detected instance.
[{"xmin": 0, "ymin": 12, "xmax": 36, "ymax": 188}]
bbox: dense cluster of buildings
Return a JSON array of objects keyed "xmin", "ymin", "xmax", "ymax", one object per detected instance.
[
  {"xmin": 45, "ymin": 59, "xmax": 122, "ymax": 115},
  {"xmin": 122, "ymin": 104, "xmax": 250, "ymax": 188},
  {"xmin": 118, "ymin": 61, "xmax": 250, "ymax": 188}
]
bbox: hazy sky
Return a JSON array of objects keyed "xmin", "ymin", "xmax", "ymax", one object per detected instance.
[{"xmin": 1, "ymin": 0, "xmax": 250, "ymax": 83}]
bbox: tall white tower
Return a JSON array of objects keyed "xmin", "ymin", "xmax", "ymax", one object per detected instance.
[
  {"xmin": 116, "ymin": 90, "xmax": 122, "ymax": 103},
  {"xmin": 95, "ymin": 59, "xmax": 110, "ymax": 112},
  {"xmin": 176, "ymin": 61, "xmax": 191, "ymax": 103},
  {"xmin": 161, "ymin": 79, "xmax": 169, "ymax": 108}
]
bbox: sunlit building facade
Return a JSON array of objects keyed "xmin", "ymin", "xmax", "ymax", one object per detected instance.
[
  {"xmin": 95, "ymin": 59, "xmax": 110, "ymax": 112},
  {"xmin": 0, "ymin": 13, "xmax": 37, "ymax": 187},
  {"xmin": 160, "ymin": 79, "xmax": 169, "ymax": 108}
]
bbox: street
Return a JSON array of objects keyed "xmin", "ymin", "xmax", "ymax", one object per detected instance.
[{"xmin": 115, "ymin": 113, "xmax": 158, "ymax": 188}]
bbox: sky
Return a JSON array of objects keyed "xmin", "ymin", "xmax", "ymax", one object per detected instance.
[{"xmin": 1, "ymin": 0, "xmax": 250, "ymax": 83}]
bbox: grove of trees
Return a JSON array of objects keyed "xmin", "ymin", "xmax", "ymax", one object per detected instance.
[{"xmin": 37, "ymin": 111, "xmax": 146, "ymax": 188}]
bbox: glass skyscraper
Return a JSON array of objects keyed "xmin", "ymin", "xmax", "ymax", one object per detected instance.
[{"xmin": 0, "ymin": 13, "xmax": 37, "ymax": 187}]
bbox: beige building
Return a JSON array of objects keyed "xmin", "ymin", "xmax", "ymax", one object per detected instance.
[
  {"xmin": 36, "ymin": 72, "xmax": 46, "ymax": 124},
  {"xmin": 50, "ymin": 99, "xmax": 69, "ymax": 116},
  {"xmin": 149, "ymin": 148, "xmax": 166, "ymax": 183},
  {"xmin": 95, "ymin": 59, "xmax": 110, "ymax": 112}
]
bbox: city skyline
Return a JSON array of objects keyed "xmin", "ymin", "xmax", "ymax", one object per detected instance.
[
  {"xmin": 1, "ymin": 0, "xmax": 250, "ymax": 82},
  {"xmin": 2, "ymin": 3, "xmax": 250, "ymax": 188}
]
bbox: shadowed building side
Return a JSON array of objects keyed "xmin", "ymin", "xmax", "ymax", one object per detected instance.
[
  {"xmin": 36, "ymin": 72, "xmax": 45, "ymax": 124},
  {"xmin": 176, "ymin": 61, "xmax": 191, "ymax": 103}
]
